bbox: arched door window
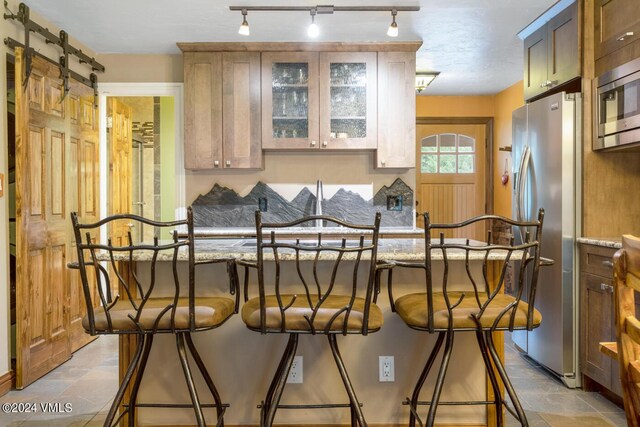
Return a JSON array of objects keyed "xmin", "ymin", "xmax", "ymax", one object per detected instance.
[{"xmin": 420, "ymin": 133, "xmax": 476, "ymax": 174}]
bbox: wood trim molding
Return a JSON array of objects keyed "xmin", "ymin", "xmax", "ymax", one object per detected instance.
[
  {"xmin": 416, "ymin": 117, "xmax": 495, "ymax": 215},
  {"xmin": 0, "ymin": 371, "xmax": 14, "ymax": 397},
  {"xmin": 177, "ymin": 42, "xmax": 423, "ymax": 53}
]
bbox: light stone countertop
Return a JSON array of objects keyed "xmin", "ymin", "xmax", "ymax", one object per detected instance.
[
  {"xmin": 576, "ymin": 237, "xmax": 622, "ymax": 249},
  {"xmin": 95, "ymin": 238, "xmax": 524, "ymax": 263},
  {"xmin": 186, "ymin": 227, "xmax": 424, "ymax": 238}
]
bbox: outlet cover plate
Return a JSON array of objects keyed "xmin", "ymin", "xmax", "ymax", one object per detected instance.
[
  {"xmin": 379, "ymin": 355, "xmax": 394, "ymax": 382},
  {"xmin": 287, "ymin": 356, "xmax": 303, "ymax": 384}
]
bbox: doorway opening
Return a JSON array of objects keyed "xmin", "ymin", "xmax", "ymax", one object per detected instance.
[
  {"xmin": 106, "ymin": 96, "xmax": 177, "ymax": 239},
  {"xmin": 98, "ymin": 84, "xmax": 185, "ymax": 235}
]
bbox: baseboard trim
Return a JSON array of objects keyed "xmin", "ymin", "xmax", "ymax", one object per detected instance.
[{"xmin": 0, "ymin": 370, "xmax": 14, "ymax": 397}]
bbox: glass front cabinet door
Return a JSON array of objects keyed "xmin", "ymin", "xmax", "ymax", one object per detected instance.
[
  {"xmin": 319, "ymin": 52, "xmax": 377, "ymax": 149},
  {"xmin": 262, "ymin": 52, "xmax": 319, "ymax": 149},
  {"xmin": 262, "ymin": 51, "xmax": 377, "ymax": 150}
]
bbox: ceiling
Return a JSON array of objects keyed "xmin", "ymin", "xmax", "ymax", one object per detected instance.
[{"xmin": 20, "ymin": 0, "xmax": 556, "ymax": 95}]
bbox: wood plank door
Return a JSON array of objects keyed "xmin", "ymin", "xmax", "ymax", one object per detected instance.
[
  {"xmin": 14, "ymin": 48, "xmax": 99, "ymax": 387},
  {"xmin": 416, "ymin": 124, "xmax": 486, "ymax": 239}
]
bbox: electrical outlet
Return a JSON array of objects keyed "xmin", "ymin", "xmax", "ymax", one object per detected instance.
[
  {"xmin": 379, "ymin": 356, "xmax": 394, "ymax": 382},
  {"xmin": 258, "ymin": 197, "xmax": 268, "ymax": 212},
  {"xmin": 287, "ymin": 356, "xmax": 303, "ymax": 384},
  {"xmin": 386, "ymin": 195, "xmax": 403, "ymax": 211}
]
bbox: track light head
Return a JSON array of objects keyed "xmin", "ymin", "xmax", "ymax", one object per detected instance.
[
  {"xmin": 238, "ymin": 9, "xmax": 250, "ymax": 36},
  {"xmin": 387, "ymin": 9, "xmax": 398, "ymax": 37},
  {"xmin": 308, "ymin": 9, "xmax": 319, "ymax": 38}
]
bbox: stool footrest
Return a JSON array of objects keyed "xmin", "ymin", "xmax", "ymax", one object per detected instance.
[
  {"xmin": 406, "ymin": 400, "xmax": 496, "ymax": 406},
  {"xmin": 257, "ymin": 403, "xmax": 363, "ymax": 409},
  {"xmin": 125, "ymin": 403, "xmax": 230, "ymax": 409}
]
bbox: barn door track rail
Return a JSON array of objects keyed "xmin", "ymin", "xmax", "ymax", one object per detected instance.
[{"xmin": 3, "ymin": 1, "xmax": 104, "ymax": 103}]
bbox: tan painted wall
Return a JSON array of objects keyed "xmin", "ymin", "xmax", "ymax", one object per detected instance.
[
  {"xmin": 99, "ymin": 54, "xmax": 183, "ymax": 83},
  {"xmin": 493, "ymin": 82, "xmax": 523, "ymax": 217},
  {"xmin": 416, "ymin": 95, "xmax": 495, "ymax": 117},
  {"xmin": 0, "ymin": 0, "xmax": 98, "ymax": 383}
]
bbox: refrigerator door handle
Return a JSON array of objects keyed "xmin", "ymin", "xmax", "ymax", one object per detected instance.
[{"xmin": 515, "ymin": 144, "xmax": 531, "ymax": 222}]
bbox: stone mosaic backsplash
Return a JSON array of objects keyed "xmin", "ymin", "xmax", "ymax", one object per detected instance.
[{"xmin": 191, "ymin": 178, "xmax": 414, "ymax": 228}]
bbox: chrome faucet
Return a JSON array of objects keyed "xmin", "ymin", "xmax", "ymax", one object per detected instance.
[{"xmin": 315, "ymin": 180, "xmax": 323, "ymax": 228}]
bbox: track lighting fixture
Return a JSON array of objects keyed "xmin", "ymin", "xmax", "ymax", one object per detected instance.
[
  {"xmin": 387, "ymin": 9, "xmax": 398, "ymax": 37},
  {"xmin": 307, "ymin": 9, "xmax": 319, "ymax": 38},
  {"xmin": 229, "ymin": 5, "xmax": 419, "ymax": 37},
  {"xmin": 238, "ymin": 9, "xmax": 250, "ymax": 36}
]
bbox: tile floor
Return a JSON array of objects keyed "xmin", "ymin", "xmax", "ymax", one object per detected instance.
[{"xmin": 0, "ymin": 334, "xmax": 630, "ymax": 426}]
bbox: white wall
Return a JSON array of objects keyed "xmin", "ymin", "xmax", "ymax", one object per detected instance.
[{"xmin": 0, "ymin": 1, "xmax": 97, "ymax": 383}]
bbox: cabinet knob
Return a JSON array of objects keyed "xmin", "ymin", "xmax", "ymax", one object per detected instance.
[
  {"xmin": 322, "ymin": 141, "xmax": 328, "ymax": 147},
  {"xmin": 617, "ymin": 31, "xmax": 634, "ymax": 42},
  {"xmin": 214, "ymin": 160, "xmax": 220, "ymax": 167},
  {"xmin": 600, "ymin": 282, "xmax": 613, "ymax": 293},
  {"xmin": 225, "ymin": 160, "xmax": 231, "ymax": 167},
  {"xmin": 311, "ymin": 140, "xmax": 317, "ymax": 147},
  {"xmin": 381, "ymin": 160, "xmax": 386, "ymax": 167},
  {"xmin": 602, "ymin": 260, "xmax": 614, "ymax": 269}
]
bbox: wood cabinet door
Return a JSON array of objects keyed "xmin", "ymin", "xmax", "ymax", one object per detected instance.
[
  {"xmin": 262, "ymin": 52, "xmax": 319, "ymax": 150},
  {"xmin": 595, "ymin": 0, "xmax": 640, "ymax": 59},
  {"xmin": 222, "ymin": 52, "xmax": 262, "ymax": 168},
  {"xmin": 523, "ymin": 25, "xmax": 548, "ymax": 100},
  {"xmin": 319, "ymin": 52, "xmax": 377, "ymax": 150},
  {"xmin": 547, "ymin": 2, "xmax": 579, "ymax": 89},
  {"xmin": 184, "ymin": 52, "xmax": 222, "ymax": 169},
  {"xmin": 580, "ymin": 272, "xmax": 612, "ymax": 389},
  {"xmin": 376, "ymin": 52, "xmax": 415, "ymax": 168}
]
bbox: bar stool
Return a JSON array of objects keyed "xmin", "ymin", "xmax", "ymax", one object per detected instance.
[
  {"xmin": 239, "ymin": 211, "xmax": 383, "ymax": 426},
  {"xmin": 70, "ymin": 207, "xmax": 239, "ymax": 427},
  {"xmin": 608, "ymin": 235, "xmax": 640, "ymax": 426},
  {"xmin": 385, "ymin": 210, "xmax": 548, "ymax": 426}
]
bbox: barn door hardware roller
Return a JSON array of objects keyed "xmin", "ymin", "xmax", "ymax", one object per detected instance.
[{"xmin": 4, "ymin": 2, "xmax": 104, "ymax": 103}]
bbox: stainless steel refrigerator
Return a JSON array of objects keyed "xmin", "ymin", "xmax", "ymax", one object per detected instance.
[{"xmin": 511, "ymin": 91, "xmax": 581, "ymax": 388}]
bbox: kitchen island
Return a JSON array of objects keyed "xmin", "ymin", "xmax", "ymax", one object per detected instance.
[{"xmin": 113, "ymin": 237, "xmax": 510, "ymax": 426}]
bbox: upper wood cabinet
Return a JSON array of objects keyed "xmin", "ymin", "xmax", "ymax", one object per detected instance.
[
  {"xmin": 183, "ymin": 52, "xmax": 261, "ymax": 170},
  {"xmin": 180, "ymin": 42, "xmax": 421, "ymax": 166},
  {"xmin": 262, "ymin": 51, "xmax": 377, "ymax": 150},
  {"xmin": 376, "ymin": 52, "xmax": 416, "ymax": 168},
  {"xmin": 523, "ymin": 1, "xmax": 579, "ymax": 101},
  {"xmin": 595, "ymin": 0, "xmax": 640, "ymax": 60}
]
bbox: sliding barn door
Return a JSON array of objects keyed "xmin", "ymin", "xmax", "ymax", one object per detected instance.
[
  {"xmin": 67, "ymin": 78, "xmax": 101, "ymax": 353},
  {"xmin": 14, "ymin": 48, "xmax": 100, "ymax": 388}
]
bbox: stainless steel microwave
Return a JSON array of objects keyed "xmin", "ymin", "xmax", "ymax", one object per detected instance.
[{"xmin": 595, "ymin": 57, "xmax": 640, "ymax": 150}]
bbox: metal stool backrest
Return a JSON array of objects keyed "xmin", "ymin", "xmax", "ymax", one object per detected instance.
[
  {"xmin": 249, "ymin": 211, "xmax": 382, "ymax": 335},
  {"xmin": 70, "ymin": 207, "xmax": 196, "ymax": 335},
  {"xmin": 613, "ymin": 235, "xmax": 640, "ymax": 426},
  {"xmin": 422, "ymin": 209, "xmax": 545, "ymax": 333}
]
